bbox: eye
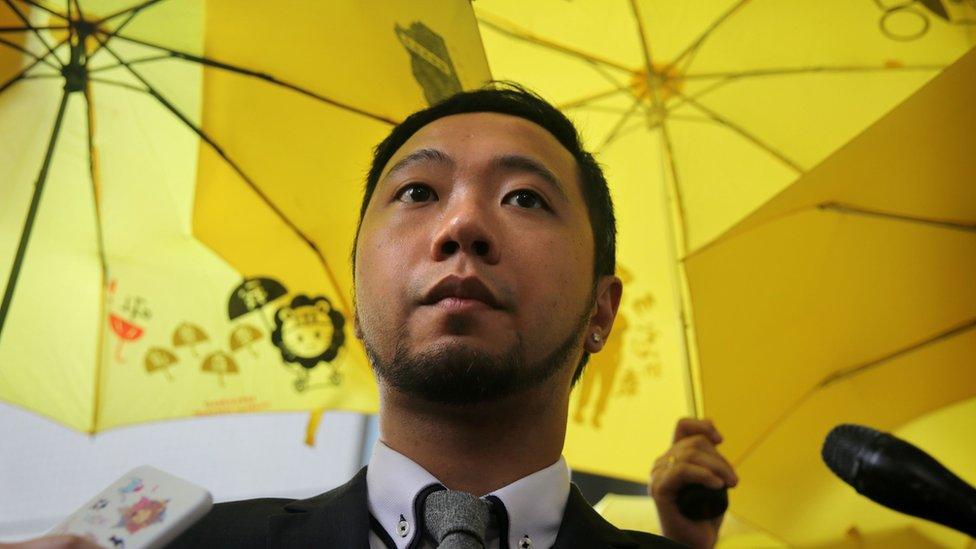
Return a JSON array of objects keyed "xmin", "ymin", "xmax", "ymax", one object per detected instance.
[
  {"xmin": 396, "ymin": 183, "xmax": 437, "ymax": 203},
  {"xmin": 503, "ymin": 189, "xmax": 548, "ymax": 210}
]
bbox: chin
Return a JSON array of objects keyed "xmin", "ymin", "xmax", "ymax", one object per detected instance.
[{"xmin": 369, "ymin": 338, "xmax": 525, "ymax": 405}]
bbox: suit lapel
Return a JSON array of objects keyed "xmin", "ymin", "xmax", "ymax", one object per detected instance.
[
  {"xmin": 268, "ymin": 467, "xmax": 371, "ymax": 549},
  {"xmin": 551, "ymin": 484, "xmax": 640, "ymax": 549}
]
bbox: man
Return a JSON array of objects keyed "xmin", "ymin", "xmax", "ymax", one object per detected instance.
[{"xmin": 8, "ymin": 85, "xmax": 737, "ymax": 548}]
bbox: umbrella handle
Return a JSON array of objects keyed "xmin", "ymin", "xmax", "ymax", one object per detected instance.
[{"xmin": 676, "ymin": 484, "xmax": 728, "ymax": 521}]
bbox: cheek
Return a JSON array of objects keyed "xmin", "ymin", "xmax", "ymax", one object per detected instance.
[
  {"xmin": 355, "ymin": 220, "xmax": 418, "ymax": 335},
  {"xmin": 517, "ymin": 233, "xmax": 591, "ymax": 310}
]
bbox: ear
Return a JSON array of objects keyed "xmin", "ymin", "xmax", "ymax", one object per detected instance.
[{"xmin": 585, "ymin": 274, "xmax": 623, "ymax": 353}]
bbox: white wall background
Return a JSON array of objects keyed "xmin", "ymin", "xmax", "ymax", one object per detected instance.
[{"xmin": 0, "ymin": 402, "xmax": 371, "ymax": 541}]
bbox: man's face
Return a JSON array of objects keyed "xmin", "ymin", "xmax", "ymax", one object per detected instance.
[{"xmin": 355, "ymin": 112, "xmax": 611, "ymax": 404}]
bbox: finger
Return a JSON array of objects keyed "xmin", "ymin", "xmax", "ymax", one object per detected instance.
[
  {"xmin": 673, "ymin": 417, "xmax": 723, "ymax": 445},
  {"xmin": 0, "ymin": 536, "xmax": 101, "ymax": 549},
  {"xmin": 672, "ymin": 434, "xmax": 739, "ymax": 486},
  {"xmin": 651, "ymin": 461, "xmax": 726, "ymax": 500},
  {"xmin": 677, "ymin": 447, "xmax": 739, "ymax": 487}
]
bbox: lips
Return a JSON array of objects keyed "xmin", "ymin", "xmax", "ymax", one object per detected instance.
[{"xmin": 422, "ymin": 275, "xmax": 503, "ymax": 310}]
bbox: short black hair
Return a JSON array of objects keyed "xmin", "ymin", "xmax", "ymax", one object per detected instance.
[{"xmin": 354, "ymin": 83, "xmax": 616, "ymax": 384}]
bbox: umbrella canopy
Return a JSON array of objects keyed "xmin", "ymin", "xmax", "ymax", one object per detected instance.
[
  {"xmin": 683, "ymin": 46, "xmax": 976, "ymax": 545},
  {"xmin": 475, "ymin": 0, "xmax": 975, "ymax": 483},
  {"xmin": 0, "ymin": 0, "xmax": 490, "ymax": 432},
  {"xmin": 593, "ymin": 401, "xmax": 976, "ymax": 547}
]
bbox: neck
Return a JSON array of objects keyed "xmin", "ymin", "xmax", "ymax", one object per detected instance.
[{"xmin": 377, "ymin": 380, "xmax": 571, "ymax": 496}]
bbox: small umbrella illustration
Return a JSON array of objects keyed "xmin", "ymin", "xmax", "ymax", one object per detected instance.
[
  {"xmin": 108, "ymin": 313, "xmax": 144, "ymax": 362},
  {"xmin": 172, "ymin": 322, "xmax": 207, "ymax": 358},
  {"xmin": 143, "ymin": 347, "xmax": 176, "ymax": 381},
  {"xmin": 107, "ymin": 293, "xmax": 151, "ymax": 362},
  {"xmin": 229, "ymin": 323, "xmax": 262, "ymax": 358},
  {"xmin": 200, "ymin": 351, "xmax": 238, "ymax": 388},
  {"xmin": 227, "ymin": 277, "xmax": 287, "ymax": 330}
]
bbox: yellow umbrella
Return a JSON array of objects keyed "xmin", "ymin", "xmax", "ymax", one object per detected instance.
[
  {"xmin": 593, "ymin": 401, "xmax": 976, "ymax": 547},
  {"xmin": 476, "ymin": 0, "xmax": 975, "ymax": 483},
  {"xmin": 0, "ymin": 0, "xmax": 489, "ymax": 433},
  {"xmin": 682, "ymin": 46, "xmax": 976, "ymax": 545}
]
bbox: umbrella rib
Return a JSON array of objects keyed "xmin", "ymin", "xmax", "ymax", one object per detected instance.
[
  {"xmin": 87, "ymin": 75, "xmax": 144, "ymax": 92},
  {"xmin": 88, "ymin": 0, "xmax": 164, "ymax": 58},
  {"xmin": 93, "ymin": 36, "xmax": 355, "ymax": 316},
  {"xmin": 684, "ymin": 63, "xmax": 948, "ymax": 80},
  {"xmin": 723, "ymin": 511, "xmax": 794, "ymax": 547},
  {"xmin": 665, "ymin": 0, "xmax": 752, "ymax": 73},
  {"xmin": 0, "ymin": 34, "xmax": 68, "ymax": 95},
  {"xmin": 629, "ymin": 0, "xmax": 658, "ymax": 104},
  {"xmin": 820, "ymin": 317, "xmax": 976, "ymax": 388},
  {"xmin": 817, "ymin": 202, "xmax": 976, "ymax": 233},
  {"xmin": 659, "ymin": 118, "xmax": 703, "ymax": 416},
  {"xmin": 667, "ymin": 86, "xmax": 804, "ymax": 173},
  {"xmin": 4, "ymin": 0, "xmax": 63, "ymax": 66},
  {"xmin": 630, "ymin": 0, "xmax": 704, "ymax": 416},
  {"xmin": 82, "ymin": 77, "xmax": 110, "ymax": 433},
  {"xmin": 659, "ymin": 75, "xmax": 737, "ymax": 114},
  {"xmin": 595, "ymin": 117, "xmax": 649, "ymax": 150},
  {"xmin": 87, "ymin": 53, "xmax": 169, "ymax": 73},
  {"xmin": 92, "ymin": 0, "xmax": 165, "ymax": 26},
  {"xmin": 93, "ymin": 29, "xmax": 397, "ymax": 125},
  {"xmin": 14, "ymin": 0, "xmax": 65, "ymax": 20},
  {"xmin": 0, "ymin": 88, "xmax": 70, "ymax": 341},
  {"xmin": 0, "ymin": 24, "xmax": 66, "ymax": 31},
  {"xmin": 731, "ymin": 385, "xmax": 818, "ymax": 467},
  {"xmin": 733, "ymin": 315, "xmax": 976, "ymax": 470},
  {"xmin": 0, "ymin": 34, "xmax": 60, "ymax": 70},
  {"xmin": 597, "ymin": 93, "xmax": 644, "ymax": 152},
  {"xmin": 557, "ymin": 86, "xmax": 628, "ymax": 111},
  {"xmin": 586, "ymin": 58, "xmax": 634, "ymax": 95},
  {"xmin": 476, "ymin": 10, "xmax": 634, "ymax": 74},
  {"xmin": 735, "ymin": 318, "xmax": 976, "ymax": 468},
  {"xmin": 572, "ymin": 103, "xmax": 642, "ymax": 116}
]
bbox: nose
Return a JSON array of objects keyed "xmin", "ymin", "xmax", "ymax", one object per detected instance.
[{"xmin": 430, "ymin": 198, "xmax": 500, "ymax": 265}]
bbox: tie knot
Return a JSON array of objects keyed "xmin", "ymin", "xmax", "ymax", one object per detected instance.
[{"xmin": 423, "ymin": 489, "xmax": 491, "ymax": 549}]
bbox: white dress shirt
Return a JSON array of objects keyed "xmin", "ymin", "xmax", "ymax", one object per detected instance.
[{"xmin": 366, "ymin": 441, "xmax": 571, "ymax": 549}]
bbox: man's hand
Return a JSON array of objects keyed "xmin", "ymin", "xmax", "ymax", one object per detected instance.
[
  {"xmin": 0, "ymin": 536, "xmax": 102, "ymax": 549},
  {"xmin": 650, "ymin": 418, "xmax": 738, "ymax": 549}
]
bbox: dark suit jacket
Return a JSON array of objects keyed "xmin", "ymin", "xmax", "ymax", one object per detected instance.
[{"xmin": 171, "ymin": 467, "xmax": 686, "ymax": 548}]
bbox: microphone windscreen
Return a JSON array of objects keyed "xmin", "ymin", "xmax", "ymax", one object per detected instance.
[{"xmin": 821, "ymin": 423, "xmax": 880, "ymax": 485}]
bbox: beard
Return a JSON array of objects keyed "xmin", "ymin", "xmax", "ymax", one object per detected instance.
[{"xmin": 364, "ymin": 304, "xmax": 591, "ymax": 406}]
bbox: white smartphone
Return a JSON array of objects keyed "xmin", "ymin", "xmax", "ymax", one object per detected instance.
[{"xmin": 45, "ymin": 465, "xmax": 212, "ymax": 549}]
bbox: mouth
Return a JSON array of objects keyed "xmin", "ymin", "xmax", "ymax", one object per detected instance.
[{"xmin": 421, "ymin": 275, "xmax": 504, "ymax": 311}]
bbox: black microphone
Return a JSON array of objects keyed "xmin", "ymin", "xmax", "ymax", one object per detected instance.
[{"xmin": 822, "ymin": 423, "xmax": 976, "ymax": 538}]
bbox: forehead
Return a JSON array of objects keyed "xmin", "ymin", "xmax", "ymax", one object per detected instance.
[{"xmin": 380, "ymin": 112, "xmax": 579, "ymax": 184}]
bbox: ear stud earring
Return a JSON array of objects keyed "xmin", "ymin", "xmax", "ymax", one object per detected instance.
[{"xmin": 591, "ymin": 333, "xmax": 602, "ymax": 343}]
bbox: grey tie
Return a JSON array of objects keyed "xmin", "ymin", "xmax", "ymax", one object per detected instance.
[{"xmin": 423, "ymin": 489, "xmax": 491, "ymax": 549}]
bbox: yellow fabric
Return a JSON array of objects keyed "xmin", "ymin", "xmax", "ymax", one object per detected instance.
[
  {"xmin": 476, "ymin": 0, "xmax": 975, "ymax": 485},
  {"xmin": 0, "ymin": 0, "xmax": 490, "ymax": 432},
  {"xmin": 683, "ymin": 47, "xmax": 976, "ymax": 544}
]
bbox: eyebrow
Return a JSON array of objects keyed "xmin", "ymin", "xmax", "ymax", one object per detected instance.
[
  {"xmin": 382, "ymin": 148, "xmax": 454, "ymax": 182},
  {"xmin": 382, "ymin": 148, "xmax": 569, "ymax": 202},
  {"xmin": 491, "ymin": 154, "xmax": 568, "ymax": 202}
]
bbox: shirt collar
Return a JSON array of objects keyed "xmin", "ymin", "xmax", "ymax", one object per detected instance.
[
  {"xmin": 366, "ymin": 441, "xmax": 570, "ymax": 549},
  {"xmin": 488, "ymin": 453, "xmax": 570, "ymax": 549}
]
